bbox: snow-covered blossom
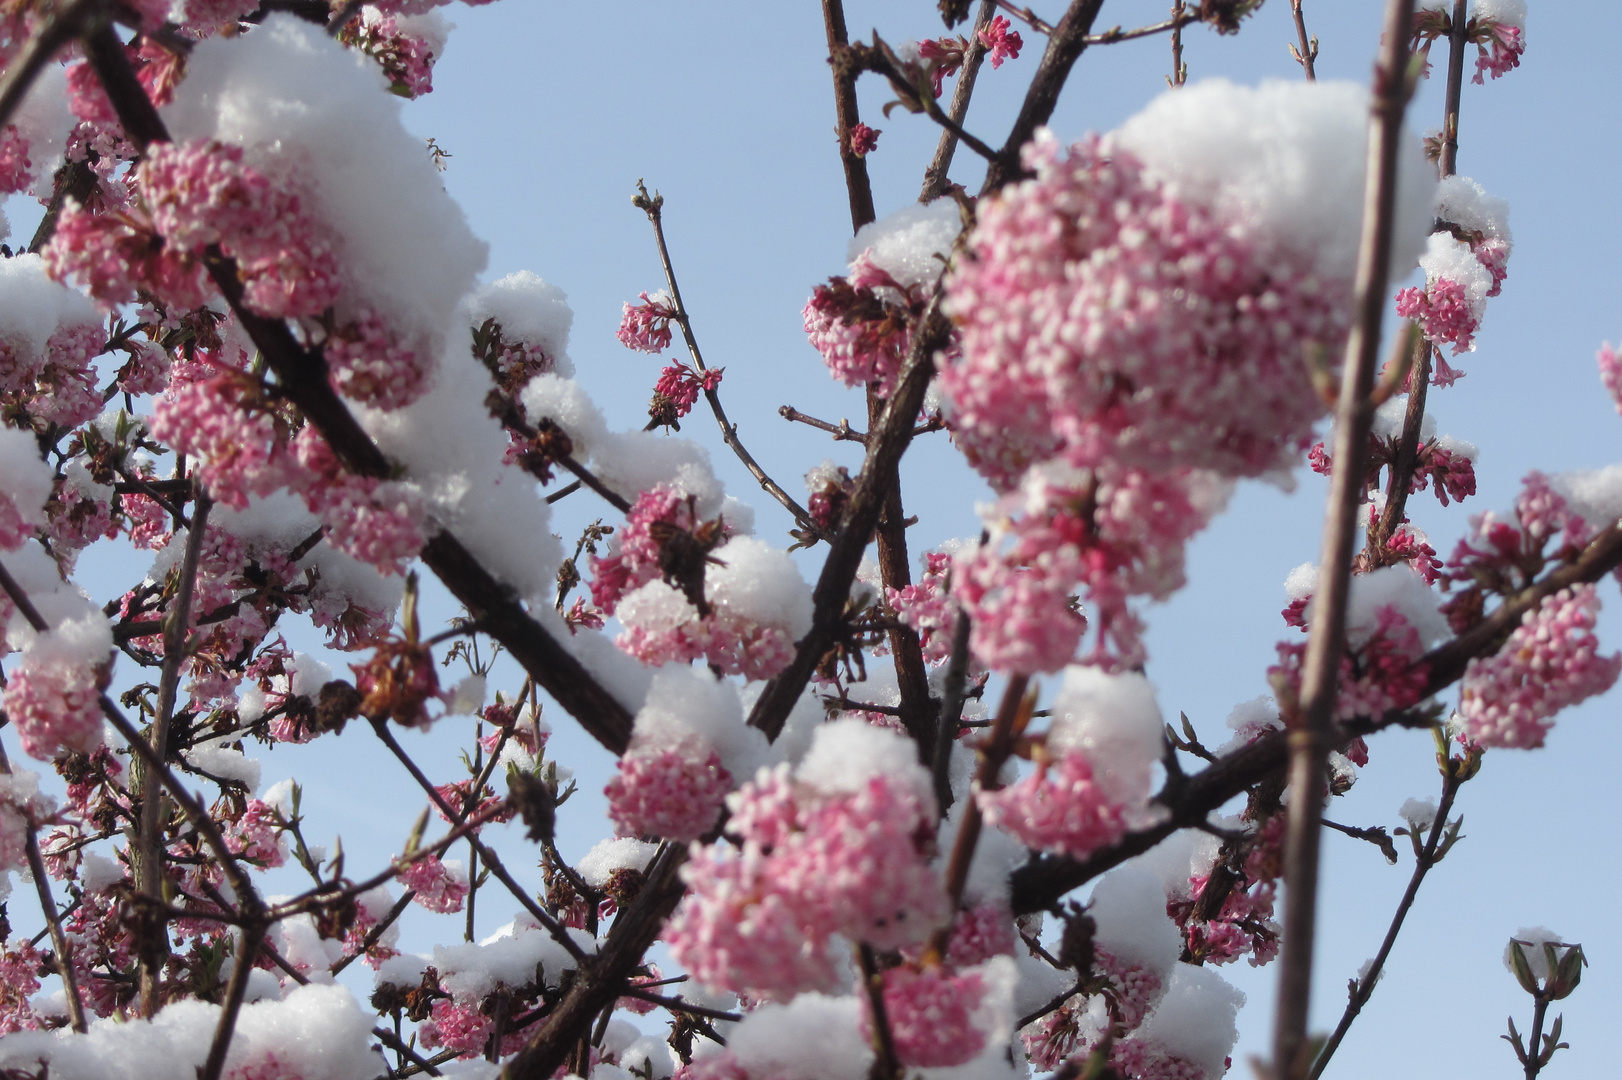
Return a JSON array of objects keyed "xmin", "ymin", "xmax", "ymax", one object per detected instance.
[{"xmin": 397, "ymin": 853, "xmax": 469, "ymax": 913}]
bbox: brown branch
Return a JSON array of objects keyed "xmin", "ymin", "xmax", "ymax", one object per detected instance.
[
  {"xmin": 982, "ymin": 0, "xmax": 1108, "ymax": 193},
  {"xmin": 779, "ymin": 405, "xmax": 867, "ymax": 443},
  {"xmin": 1273, "ymin": 5, "xmax": 1416, "ymax": 1076},
  {"xmin": 614, "ymin": 988, "xmax": 742, "ymax": 1024},
  {"xmin": 0, "ymin": 0, "xmax": 100, "ymax": 136},
  {"xmin": 1439, "ymin": 0, "xmax": 1468, "ymax": 178},
  {"xmin": 930, "ymin": 609, "xmax": 974, "ymax": 811},
  {"xmin": 1369, "ymin": 332, "xmax": 1430, "ymax": 549},
  {"xmin": 1289, "ymin": 0, "xmax": 1319, "ymax": 79},
  {"xmin": 1308, "ymin": 753, "xmax": 1466, "ymax": 1078},
  {"xmin": 921, "ymin": 0, "xmax": 999, "ymax": 200},
  {"xmin": 29, "ymin": 157, "xmax": 99, "ymax": 254},
  {"xmin": 83, "ymin": 37, "xmax": 636, "ymax": 756},
  {"xmin": 632, "ymin": 183, "xmax": 831, "ymax": 544},
  {"xmin": 996, "ymin": 2, "xmax": 1056, "ymax": 35},
  {"xmin": 858, "ymin": 943, "xmax": 902, "ymax": 1080},
  {"xmin": 1169, "ymin": 2, "xmax": 1188, "ymax": 85},
  {"xmin": 201, "ymin": 921, "xmax": 262, "ymax": 1080},
  {"xmin": 135, "ymin": 486, "xmax": 211, "ymax": 1015},
  {"xmin": 501, "ymin": 843, "xmax": 688, "ymax": 1080},
  {"xmin": 822, "ymin": 0, "xmax": 876, "ymax": 231},
  {"xmin": 747, "ymin": 298, "xmax": 952, "ymax": 740}
]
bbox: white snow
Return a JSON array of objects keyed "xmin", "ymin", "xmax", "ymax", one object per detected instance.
[
  {"xmin": 1134, "ymin": 963, "xmax": 1246, "ymax": 1078},
  {"xmin": 468, "ymin": 271, "xmax": 576, "ymax": 379},
  {"xmin": 796, "ymin": 717, "xmax": 934, "ymax": 809},
  {"xmin": 630, "ymin": 667, "xmax": 768, "ymax": 780},
  {"xmin": 0, "ymin": 425, "xmax": 53, "ymax": 540},
  {"xmin": 1046, "ymin": 667, "xmax": 1164, "ymax": 810},
  {"xmin": 577, "ymin": 837, "xmax": 659, "ymax": 888},
  {"xmin": 725, "ymin": 992, "xmax": 872, "ymax": 1080},
  {"xmin": 1089, "ymin": 867, "xmax": 1183, "ymax": 976},
  {"xmin": 846, "ymin": 199, "xmax": 962, "ymax": 291}
]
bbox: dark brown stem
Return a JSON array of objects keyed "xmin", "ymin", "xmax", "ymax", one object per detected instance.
[
  {"xmin": 614, "ymin": 988, "xmax": 742, "ymax": 1024},
  {"xmin": 822, "ymin": 0, "xmax": 877, "ymax": 231},
  {"xmin": 858, "ymin": 943, "xmax": 902, "ymax": 1080},
  {"xmin": 501, "ymin": 844, "xmax": 687, "ymax": 1080},
  {"xmin": 331, "ymin": 890, "xmax": 415, "ymax": 976},
  {"xmin": 29, "ymin": 157, "xmax": 99, "ymax": 254},
  {"xmin": 996, "ymin": 2, "xmax": 1056, "ymax": 35},
  {"xmin": 136, "ymin": 487, "xmax": 211, "ymax": 1014},
  {"xmin": 201, "ymin": 921, "xmax": 263, "ymax": 1080},
  {"xmin": 1439, "ymin": 0, "xmax": 1468, "ymax": 178},
  {"xmin": 0, "ymin": 0, "xmax": 100, "ymax": 135},
  {"xmin": 982, "ymin": 0, "xmax": 1108, "ymax": 193},
  {"xmin": 1290, "ymin": 0, "xmax": 1319, "ymax": 79},
  {"xmin": 1308, "ymin": 762, "xmax": 1464, "ymax": 1078},
  {"xmin": 930, "ymin": 610, "xmax": 974, "ymax": 810},
  {"xmin": 374, "ymin": 1026, "xmax": 444, "ymax": 1077},
  {"xmin": 83, "ymin": 35, "xmax": 637, "ymax": 757},
  {"xmin": 635, "ymin": 183, "xmax": 830, "ymax": 543},
  {"xmin": 0, "ymin": 735, "xmax": 89, "ymax": 1032},
  {"xmin": 747, "ymin": 299, "xmax": 951, "ymax": 740},
  {"xmin": 1273, "ymin": 6, "xmax": 1415, "ymax": 1076},
  {"xmin": 1524, "ymin": 997, "xmax": 1550, "ymax": 1080},
  {"xmin": 921, "ymin": 0, "xmax": 998, "ymax": 200},
  {"xmin": 779, "ymin": 405, "xmax": 867, "ymax": 443},
  {"xmin": 544, "ymin": 479, "xmax": 583, "ymax": 504},
  {"xmin": 929, "ymin": 675, "xmax": 1030, "ymax": 958},
  {"xmin": 1370, "ymin": 334, "xmax": 1431, "ymax": 549}
]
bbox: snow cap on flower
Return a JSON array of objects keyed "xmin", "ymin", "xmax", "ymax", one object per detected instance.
[
  {"xmin": 630, "ymin": 666, "xmax": 767, "ymax": 779},
  {"xmin": 725, "ymin": 992, "xmax": 872, "ymax": 1080},
  {"xmin": 796, "ymin": 717, "xmax": 934, "ymax": 809},
  {"xmin": 578, "ymin": 837, "xmax": 659, "ymax": 889},
  {"xmin": 844, "ymin": 199, "xmax": 961, "ymax": 292},
  {"xmin": 1113, "ymin": 78, "xmax": 1435, "ymax": 281},
  {"xmin": 521, "ymin": 373, "xmax": 608, "ymax": 461},
  {"xmin": 1090, "ymin": 867, "xmax": 1185, "ymax": 976},
  {"xmin": 1046, "ymin": 666, "xmax": 1165, "ymax": 808},
  {"xmin": 467, "ymin": 270, "xmax": 575, "ymax": 377},
  {"xmin": 1133, "ymin": 963, "xmax": 1247, "ymax": 1079}
]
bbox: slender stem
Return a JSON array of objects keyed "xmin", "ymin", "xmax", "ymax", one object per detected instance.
[
  {"xmin": 779, "ymin": 405, "xmax": 866, "ymax": 443},
  {"xmin": 930, "ymin": 610, "xmax": 974, "ymax": 810},
  {"xmin": 369, "ymin": 719, "xmax": 588, "ymax": 964},
  {"xmin": 614, "ymin": 988, "xmax": 742, "ymax": 1024},
  {"xmin": 982, "ymin": 0, "xmax": 1108, "ymax": 193},
  {"xmin": 928, "ymin": 675, "xmax": 1030, "ymax": 959},
  {"xmin": 1272, "ymin": 8, "xmax": 1416, "ymax": 1076},
  {"xmin": 858, "ymin": 943, "xmax": 902, "ymax": 1080},
  {"xmin": 1290, "ymin": 0, "xmax": 1319, "ymax": 79},
  {"xmin": 374, "ymin": 1026, "xmax": 444, "ymax": 1077},
  {"xmin": 634, "ymin": 184, "xmax": 830, "ymax": 542},
  {"xmin": 822, "ymin": 0, "xmax": 876, "ymax": 231},
  {"xmin": 996, "ymin": 2, "xmax": 1056, "ymax": 36},
  {"xmin": 1525, "ymin": 997, "xmax": 1549, "ymax": 1080},
  {"xmin": 1170, "ymin": 1, "xmax": 1187, "ymax": 85},
  {"xmin": 1439, "ymin": 0, "xmax": 1468, "ymax": 178},
  {"xmin": 1308, "ymin": 767, "xmax": 1463, "ymax": 1077},
  {"xmin": 136, "ymin": 487, "xmax": 212, "ymax": 1014},
  {"xmin": 0, "ymin": 0, "xmax": 100, "ymax": 135},
  {"xmin": 1370, "ymin": 334, "xmax": 1431, "ymax": 548},
  {"xmin": 0, "ymin": 735, "xmax": 89, "ymax": 1032},
  {"xmin": 201, "ymin": 925, "xmax": 262, "ymax": 1080},
  {"xmin": 330, "ymin": 890, "xmax": 414, "ymax": 976},
  {"xmin": 922, "ymin": 0, "xmax": 998, "ymax": 200}
]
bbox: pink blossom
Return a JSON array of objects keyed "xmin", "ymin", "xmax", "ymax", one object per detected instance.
[
  {"xmin": 942, "ymin": 133, "xmax": 1346, "ymax": 483},
  {"xmin": 1272, "ymin": 604, "xmax": 1431, "ymax": 723},
  {"xmin": 888, "ymin": 551, "xmax": 960, "ymax": 664},
  {"xmin": 0, "ymin": 772, "xmax": 54, "ymax": 879},
  {"xmin": 0, "ymin": 125, "xmax": 31, "ymax": 194},
  {"xmin": 605, "ymin": 745, "xmax": 731, "ymax": 842},
  {"xmin": 1458, "ymin": 585, "xmax": 1621, "ymax": 749},
  {"xmin": 977, "ymin": 15, "xmax": 1023, "ymax": 68},
  {"xmin": 1472, "ymin": 18, "xmax": 1524, "ymax": 83},
  {"xmin": 652, "ymin": 361, "xmax": 722, "ymax": 420},
  {"xmin": 1599, "ymin": 343, "xmax": 1622, "ymax": 416},
  {"xmin": 849, "ymin": 122, "xmax": 880, "ymax": 157},
  {"xmin": 0, "ymin": 940, "xmax": 44, "ymax": 1034},
  {"xmin": 942, "ymin": 902, "xmax": 1016, "ymax": 968},
  {"xmin": 396, "ymin": 853, "xmax": 469, "ymax": 913},
  {"xmin": 617, "ymin": 291, "xmax": 678, "ymax": 353},
  {"xmin": 802, "ymin": 259, "xmax": 928, "ymax": 395},
  {"xmin": 227, "ymin": 799, "xmax": 286, "ymax": 868},
  {"xmin": 977, "ymin": 750, "xmax": 1130, "ymax": 860},
  {"xmin": 150, "ymin": 374, "xmax": 293, "ymax": 509},
  {"xmin": 865, "ymin": 965, "xmax": 987, "ymax": 1067},
  {"xmin": 1396, "ymin": 279, "xmax": 1479, "ymax": 355},
  {"xmin": 3, "ymin": 648, "xmax": 106, "ymax": 760}
]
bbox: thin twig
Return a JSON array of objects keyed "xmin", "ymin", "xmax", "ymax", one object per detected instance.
[
  {"xmin": 1169, "ymin": 2, "xmax": 1188, "ymax": 85},
  {"xmin": 1439, "ymin": 0, "xmax": 1468, "ymax": 178},
  {"xmin": 779, "ymin": 405, "xmax": 866, "ymax": 444},
  {"xmin": 615, "ymin": 988, "xmax": 743, "ymax": 1024},
  {"xmin": 201, "ymin": 926, "xmax": 262, "ymax": 1080},
  {"xmin": 922, "ymin": 0, "xmax": 998, "ymax": 200},
  {"xmin": 1308, "ymin": 759, "xmax": 1465, "ymax": 1077},
  {"xmin": 930, "ymin": 610, "xmax": 974, "ymax": 811},
  {"xmin": 858, "ymin": 943, "xmax": 902, "ymax": 1080},
  {"xmin": 633, "ymin": 182, "xmax": 831, "ymax": 543},
  {"xmin": 1272, "ymin": 6, "xmax": 1417, "ymax": 1076},
  {"xmin": 0, "ymin": 0, "xmax": 100, "ymax": 135},
  {"xmin": 136, "ymin": 487, "xmax": 211, "ymax": 1014},
  {"xmin": 1290, "ymin": 0, "xmax": 1319, "ymax": 79}
]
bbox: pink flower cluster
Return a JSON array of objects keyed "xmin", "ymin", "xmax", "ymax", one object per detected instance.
[
  {"xmin": 865, "ymin": 965, "xmax": 988, "ymax": 1068},
  {"xmin": 1599, "ymin": 343, "xmax": 1622, "ymax": 416},
  {"xmin": 345, "ymin": 14, "xmax": 440, "ymax": 98},
  {"xmin": 955, "ymin": 464, "xmax": 1219, "ymax": 672},
  {"xmin": 977, "ymin": 750, "xmax": 1130, "ymax": 861},
  {"xmin": 1, "ymin": 323, "xmax": 107, "ymax": 433},
  {"xmin": 227, "ymin": 799, "xmax": 287, "ymax": 868},
  {"xmin": 802, "ymin": 255, "xmax": 932, "ymax": 395},
  {"xmin": 396, "ymin": 852, "xmax": 469, "ymax": 913},
  {"xmin": 666, "ymin": 765, "xmax": 945, "ymax": 998},
  {"xmin": 49, "ymin": 139, "xmax": 340, "ymax": 323},
  {"xmin": 977, "ymin": 15, "xmax": 1023, "ymax": 68},
  {"xmin": 1169, "ymin": 817, "xmax": 1284, "ymax": 968},
  {"xmin": 887, "ymin": 551, "xmax": 960, "ymax": 663},
  {"xmin": 848, "ymin": 122, "xmax": 880, "ymax": 157},
  {"xmin": 942, "ymin": 133, "xmax": 1345, "ymax": 487},
  {"xmin": 652, "ymin": 361, "xmax": 722, "ymax": 420},
  {"xmin": 605, "ymin": 745, "xmax": 731, "ymax": 842},
  {"xmin": 1458, "ymin": 585, "xmax": 1621, "ymax": 749},
  {"xmin": 1271, "ymin": 604, "xmax": 1431, "ymax": 723},
  {"xmin": 1396, "ymin": 277, "xmax": 1479, "ymax": 355},
  {"xmin": 1471, "ymin": 15, "xmax": 1525, "ymax": 83},
  {"xmin": 324, "ymin": 309, "xmax": 429, "ymax": 410},
  {"xmin": 617, "ymin": 291, "xmax": 678, "ymax": 353},
  {"xmin": 0, "ymin": 771, "xmax": 54, "ymax": 880},
  {"xmin": 3, "ymin": 643, "xmax": 106, "ymax": 760},
  {"xmin": 590, "ymin": 485, "xmax": 718, "ymax": 611}
]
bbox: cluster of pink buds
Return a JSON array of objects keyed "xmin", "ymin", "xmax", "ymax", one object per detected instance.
[{"xmin": 616, "ymin": 290, "xmax": 679, "ymax": 353}]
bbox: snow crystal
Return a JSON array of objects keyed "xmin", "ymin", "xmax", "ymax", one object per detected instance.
[
  {"xmin": 1505, "ymin": 927, "xmax": 1566, "ymax": 981},
  {"xmin": 1435, "ymin": 174, "xmax": 1511, "ymax": 242},
  {"xmin": 0, "ymin": 424, "xmax": 53, "ymax": 540},
  {"xmin": 79, "ymin": 852, "xmax": 124, "ymax": 893},
  {"xmin": 183, "ymin": 738, "xmax": 262, "ymax": 793},
  {"xmin": 631, "ymin": 667, "xmax": 767, "ymax": 779},
  {"xmin": 1134, "ymin": 963, "xmax": 1246, "ymax": 1079},
  {"xmin": 1113, "ymin": 79, "xmax": 1435, "ymax": 283},
  {"xmin": 577, "ymin": 837, "xmax": 659, "ymax": 888},
  {"xmin": 705, "ymin": 536, "xmax": 813, "ymax": 639},
  {"xmin": 1342, "ymin": 564, "xmax": 1450, "ymax": 650},
  {"xmin": 13, "ymin": 66, "xmax": 71, "ymax": 201},
  {"xmin": 1088, "ymin": 867, "xmax": 1184, "ymax": 976},
  {"xmin": 433, "ymin": 921, "xmax": 592, "ymax": 1001},
  {"xmin": 619, "ymin": 1035, "xmax": 680, "ymax": 1079},
  {"xmin": 521, "ymin": 374, "xmax": 606, "ymax": 459},
  {"xmin": 1284, "ymin": 562, "xmax": 1318, "ymax": 602},
  {"xmin": 590, "ymin": 431, "xmax": 724, "ymax": 516},
  {"xmin": 1475, "ymin": 0, "xmax": 1526, "ymax": 29},
  {"xmin": 468, "ymin": 271, "xmax": 576, "ymax": 378},
  {"xmin": 1046, "ymin": 667, "xmax": 1164, "ymax": 809},
  {"xmin": 0, "ymin": 253, "xmax": 102, "ymax": 358},
  {"xmin": 845, "ymin": 199, "xmax": 962, "ymax": 291},
  {"xmin": 1398, "ymin": 797, "xmax": 1438, "ymax": 832},
  {"xmin": 726, "ymin": 992, "xmax": 872, "ymax": 1080},
  {"xmin": 796, "ymin": 717, "xmax": 933, "ymax": 807}
]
